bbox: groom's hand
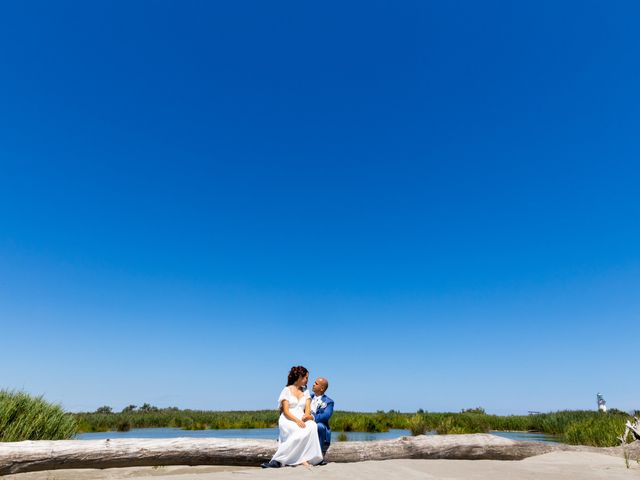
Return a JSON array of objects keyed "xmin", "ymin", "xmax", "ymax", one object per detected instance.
[{"xmin": 302, "ymin": 414, "xmax": 313, "ymax": 422}]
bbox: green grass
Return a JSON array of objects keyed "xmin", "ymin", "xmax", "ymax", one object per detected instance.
[
  {"xmin": 3, "ymin": 386, "xmax": 632, "ymax": 448},
  {"xmin": 74, "ymin": 409, "xmax": 280, "ymax": 432},
  {"xmin": 562, "ymin": 414, "xmax": 628, "ymax": 447},
  {"xmin": 433, "ymin": 413, "xmax": 491, "ymax": 434},
  {"xmin": 72, "ymin": 406, "xmax": 637, "ymax": 448},
  {"xmin": 406, "ymin": 413, "xmax": 430, "ymax": 435},
  {"xmin": 0, "ymin": 390, "xmax": 78, "ymax": 441},
  {"xmin": 330, "ymin": 410, "xmax": 406, "ymax": 433},
  {"xmin": 332, "ymin": 409, "xmax": 636, "ymax": 446}
]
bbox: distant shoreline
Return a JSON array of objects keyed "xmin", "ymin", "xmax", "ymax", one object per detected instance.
[{"xmin": 72, "ymin": 409, "xmax": 631, "ymax": 448}]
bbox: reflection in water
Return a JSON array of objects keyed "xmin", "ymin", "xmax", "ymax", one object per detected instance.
[
  {"xmin": 76, "ymin": 427, "xmax": 559, "ymax": 443},
  {"xmin": 490, "ymin": 430, "xmax": 560, "ymax": 443}
]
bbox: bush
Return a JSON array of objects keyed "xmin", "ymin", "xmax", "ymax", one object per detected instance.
[
  {"xmin": 117, "ymin": 419, "xmax": 132, "ymax": 432},
  {"xmin": 435, "ymin": 414, "xmax": 490, "ymax": 435},
  {"xmin": 0, "ymin": 390, "xmax": 78, "ymax": 441},
  {"xmin": 563, "ymin": 416, "xmax": 628, "ymax": 447},
  {"xmin": 461, "ymin": 407, "xmax": 486, "ymax": 415},
  {"xmin": 407, "ymin": 413, "xmax": 429, "ymax": 436}
]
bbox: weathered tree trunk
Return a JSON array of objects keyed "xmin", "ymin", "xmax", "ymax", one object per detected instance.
[{"xmin": 0, "ymin": 434, "xmax": 636, "ymax": 475}]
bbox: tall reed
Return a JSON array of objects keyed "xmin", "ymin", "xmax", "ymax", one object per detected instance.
[
  {"xmin": 562, "ymin": 415, "xmax": 628, "ymax": 447},
  {"xmin": 0, "ymin": 390, "xmax": 77, "ymax": 441},
  {"xmin": 74, "ymin": 407, "xmax": 636, "ymax": 447}
]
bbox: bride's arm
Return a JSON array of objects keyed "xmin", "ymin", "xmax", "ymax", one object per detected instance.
[
  {"xmin": 304, "ymin": 398, "xmax": 311, "ymax": 417},
  {"xmin": 281, "ymin": 400, "xmax": 306, "ymax": 428}
]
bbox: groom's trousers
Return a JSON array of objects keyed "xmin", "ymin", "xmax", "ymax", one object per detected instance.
[{"xmin": 317, "ymin": 423, "xmax": 330, "ymax": 455}]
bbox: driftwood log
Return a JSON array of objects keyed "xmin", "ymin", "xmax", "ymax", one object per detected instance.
[
  {"xmin": 620, "ymin": 416, "xmax": 640, "ymax": 444},
  {"xmin": 0, "ymin": 434, "xmax": 637, "ymax": 475}
]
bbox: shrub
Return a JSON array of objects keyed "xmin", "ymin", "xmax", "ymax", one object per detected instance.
[
  {"xmin": 116, "ymin": 419, "xmax": 132, "ymax": 432},
  {"xmin": 461, "ymin": 407, "xmax": 486, "ymax": 415},
  {"xmin": 435, "ymin": 414, "xmax": 490, "ymax": 435},
  {"xmin": 563, "ymin": 416, "xmax": 628, "ymax": 447},
  {"xmin": 407, "ymin": 414, "xmax": 429, "ymax": 436}
]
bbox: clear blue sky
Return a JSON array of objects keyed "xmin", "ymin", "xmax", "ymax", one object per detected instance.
[{"xmin": 1, "ymin": 1, "xmax": 639, "ymax": 414}]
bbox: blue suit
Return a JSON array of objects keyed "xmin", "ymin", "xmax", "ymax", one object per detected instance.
[{"xmin": 310, "ymin": 393, "xmax": 334, "ymax": 455}]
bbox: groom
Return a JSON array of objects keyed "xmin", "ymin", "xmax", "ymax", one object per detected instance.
[{"xmin": 304, "ymin": 377, "xmax": 334, "ymax": 459}]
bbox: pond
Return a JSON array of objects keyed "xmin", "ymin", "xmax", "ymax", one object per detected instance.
[{"xmin": 76, "ymin": 428, "xmax": 560, "ymax": 443}]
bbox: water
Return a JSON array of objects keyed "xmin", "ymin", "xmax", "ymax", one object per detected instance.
[
  {"xmin": 490, "ymin": 431, "xmax": 560, "ymax": 443},
  {"xmin": 76, "ymin": 428, "xmax": 559, "ymax": 443},
  {"xmin": 76, "ymin": 428, "xmax": 282, "ymax": 441},
  {"xmin": 75, "ymin": 428, "xmax": 413, "ymax": 441}
]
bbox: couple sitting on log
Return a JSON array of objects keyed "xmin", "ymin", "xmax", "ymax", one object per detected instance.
[{"xmin": 261, "ymin": 366, "xmax": 334, "ymax": 468}]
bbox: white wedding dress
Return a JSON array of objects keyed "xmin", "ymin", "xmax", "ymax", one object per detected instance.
[{"xmin": 270, "ymin": 386, "xmax": 323, "ymax": 466}]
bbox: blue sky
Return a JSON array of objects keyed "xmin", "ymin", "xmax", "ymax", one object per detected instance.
[{"xmin": 1, "ymin": 1, "xmax": 639, "ymax": 414}]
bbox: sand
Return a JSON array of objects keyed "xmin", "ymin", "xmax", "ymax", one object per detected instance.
[{"xmin": 4, "ymin": 452, "xmax": 639, "ymax": 480}]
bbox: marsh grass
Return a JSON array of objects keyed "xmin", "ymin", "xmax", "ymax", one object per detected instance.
[
  {"xmin": 117, "ymin": 419, "xmax": 132, "ymax": 432},
  {"xmin": 74, "ymin": 407, "xmax": 637, "ymax": 448},
  {"xmin": 0, "ymin": 389, "xmax": 77, "ymax": 441},
  {"xmin": 407, "ymin": 413, "xmax": 430, "ymax": 436},
  {"xmin": 434, "ymin": 414, "xmax": 490, "ymax": 435},
  {"xmin": 3, "ymin": 387, "xmax": 631, "ymax": 448},
  {"xmin": 75, "ymin": 409, "xmax": 280, "ymax": 433},
  {"xmin": 562, "ymin": 414, "xmax": 628, "ymax": 447},
  {"xmin": 330, "ymin": 410, "xmax": 406, "ymax": 433}
]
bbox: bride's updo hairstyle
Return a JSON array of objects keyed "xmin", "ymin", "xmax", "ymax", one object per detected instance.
[{"xmin": 286, "ymin": 366, "xmax": 309, "ymax": 386}]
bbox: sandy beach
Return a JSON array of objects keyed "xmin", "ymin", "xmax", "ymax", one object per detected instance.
[{"xmin": 5, "ymin": 452, "xmax": 639, "ymax": 480}]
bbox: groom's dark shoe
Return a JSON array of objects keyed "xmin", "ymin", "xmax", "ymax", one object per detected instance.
[{"xmin": 260, "ymin": 460, "xmax": 282, "ymax": 468}]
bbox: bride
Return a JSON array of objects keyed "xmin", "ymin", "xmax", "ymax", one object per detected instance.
[{"xmin": 263, "ymin": 366, "xmax": 323, "ymax": 467}]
